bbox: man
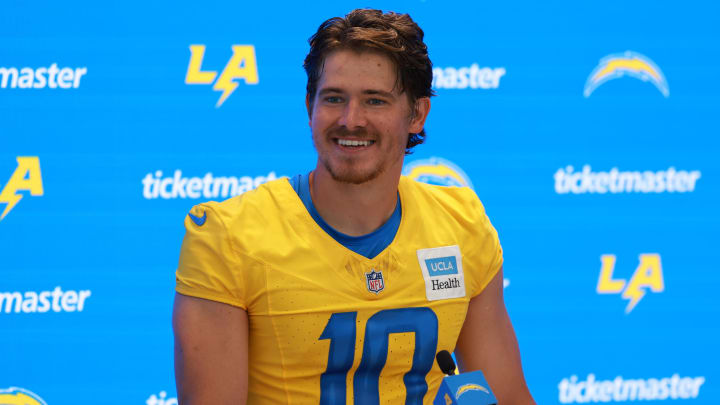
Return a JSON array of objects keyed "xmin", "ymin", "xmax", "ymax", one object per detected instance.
[{"xmin": 173, "ymin": 8, "xmax": 535, "ymax": 405}]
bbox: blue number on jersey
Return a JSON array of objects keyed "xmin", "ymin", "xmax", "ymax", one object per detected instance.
[
  {"xmin": 319, "ymin": 308, "xmax": 439, "ymax": 404},
  {"xmin": 319, "ymin": 311, "xmax": 357, "ymax": 405}
]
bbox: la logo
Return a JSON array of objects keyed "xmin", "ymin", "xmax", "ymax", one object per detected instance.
[
  {"xmin": 0, "ymin": 156, "xmax": 43, "ymax": 221},
  {"xmin": 185, "ymin": 44, "xmax": 259, "ymax": 107},
  {"xmin": 596, "ymin": 254, "xmax": 664, "ymax": 314}
]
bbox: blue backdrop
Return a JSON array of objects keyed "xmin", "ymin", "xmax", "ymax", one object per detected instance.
[{"xmin": 2, "ymin": 1, "xmax": 718, "ymax": 404}]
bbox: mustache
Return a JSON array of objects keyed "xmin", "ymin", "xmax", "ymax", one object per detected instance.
[{"xmin": 327, "ymin": 126, "xmax": 375, "ymax": 139}]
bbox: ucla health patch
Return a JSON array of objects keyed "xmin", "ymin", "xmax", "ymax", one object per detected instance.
[{"xmin": 417, "ymin": 245, "xmax": 465, "ymax": 301}]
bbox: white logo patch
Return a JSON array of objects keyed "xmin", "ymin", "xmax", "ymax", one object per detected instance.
[{"xmin": 417, "ymin": 245, "xmax": 465, "ymax": 301}]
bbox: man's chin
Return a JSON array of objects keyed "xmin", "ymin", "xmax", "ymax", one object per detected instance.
[
  {"xmin": 324, "ymin": 162, "xmax": 383, "ymax": 185},
  {"xmin": 331, "ymin": 173, "xmax": 376, "ymax": 185}
]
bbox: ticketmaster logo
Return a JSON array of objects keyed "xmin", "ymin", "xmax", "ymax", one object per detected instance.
[
  {"xmin": 146, "ymin": 391, "xmax": 177, "ymax": 405},
  {"xmin": 142, "ymin": 170, "xmax": 278, "ymax": 200},
  {"xmin": 554, "ymin": 165, "xmax": 701, "ymax": 194},
  {"xmin": 559, "ymin": 374, "xmax": 705, "ymax": 403},
  {"xmin": 0, "ymin": 287, "xmax": 91, "ymax": 314},
  {"xmin": 432, "ymin": 64, "xmax": 505, "ymax": 89},
  {"xmin": 0, "ymin": 64, "xmax": 87, "ymax": 89}
]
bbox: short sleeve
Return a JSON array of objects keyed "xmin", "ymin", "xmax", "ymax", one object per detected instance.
[
  {"xmin": 468, "ymin": 195, "xmax": 504, "ymax": 298},
  {"xmin": 175, "ymin": 203, "xmax": 247, "ymax": 309}
]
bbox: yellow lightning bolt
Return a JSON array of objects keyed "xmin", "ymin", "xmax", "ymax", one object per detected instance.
[
  {"xmin": 591, "ymin": 58, "xmax": 661, "ymax": 83},
  {"xmin": 212, "ymin": 45, "xmax": 259, "ymax": 108},
  {"xmin": 0, "ymin": 392, "xmax": 44, "ymax": 405},
  {"xmin": 621, "ymin": 283, "xmax": 646, "ymax": 314},
  {"xmin": 405, "ymin": 164, "xmax": 469, "ymax": 187},
  {"xmin": 213, "ymin": 72, "xmax": 240, "ymax": 108},
  {"xmin": 584, "ymin": 52, "xmax": 669, "ymax": 98},
  {"xmin": 456, "ymin": 383, "xmax": 490, "ymax": 398},
  {"xmin": 621, "ymin": 254, "xmax": 664, "ymax": 314},
  {"xmin": 0, "ymin": 156, "xmax": 44, "ymax": 222},
  {"xmin": 0, "ymin": 186, "xmax": 23, "ymax": 221}
]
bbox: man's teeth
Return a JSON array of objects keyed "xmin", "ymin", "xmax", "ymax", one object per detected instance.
[{"xmin": 338, "ymin": 139, "xmax": 373, "ymax": 147}]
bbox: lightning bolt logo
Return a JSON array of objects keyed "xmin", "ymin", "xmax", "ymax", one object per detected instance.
[
  {"xmin": 0, "ymin": 157, "xmax": 44, "ymax": 222},
  {"xmin": 456, "ymin": 383, "xmax": 490, "ymax": 398},
  {"xmin": 621, "ymin": 281, "xmax": 646, "ymax": 314},
  {"xmin": 584, "ymin": 51, "xmax": 669, "ymax": 98},
  {"xmin": 621, "ymin": 254, "xmax": 664, "ymax": 314},
  {"xmin": 0, "ymin": 387, "xmax": 48, "ymax": 405},
  {"xmin": 185, "ymin": 44, "xmax": 259, "ymax": 108},
  {"xmin": 212, "ymin": 45, "xmax": 259, "ymax": 107},
  {"xmin": 597, "ymin": 253, "xmax": 664, "ymax": 314},
  {"xmin": 403, "ymin": 157, "xmax": 474, "ymax": 189},
  {"xmin": 0, "ymin": 185, "xmax": 23, "ymax": 220}
]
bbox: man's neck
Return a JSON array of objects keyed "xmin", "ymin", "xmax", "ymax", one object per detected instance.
[{"xmin": 310, "ymin": 166, "xmax": 401, "ymax": 237}]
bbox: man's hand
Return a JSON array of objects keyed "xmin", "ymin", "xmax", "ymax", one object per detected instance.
[
  {"xmin": 173, "ymin": 293, "xmax": 249, "ymax": 405},
  {"xmin": 455, "ymin": 268, "xmax": 535, "ymax": 404}
]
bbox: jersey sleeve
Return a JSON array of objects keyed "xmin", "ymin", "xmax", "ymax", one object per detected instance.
[
  {"xmin": 175, "ymin": 202, "xmax": 247, "ymax": 309},
  {"xmin": 467, "ymin": 193, "xmax": 504, "ymax": 298}
]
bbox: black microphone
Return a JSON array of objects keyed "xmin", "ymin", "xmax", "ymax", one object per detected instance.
[{"xmin": 436, "ymin": 350, "xmax": 456, "ymax": 376}]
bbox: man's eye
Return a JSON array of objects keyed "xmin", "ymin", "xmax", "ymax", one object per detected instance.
[
  {"xmin": 368, "ymin": 98, "xmax": 386, "ymax": 105},
  {"xmin": 325, "ymin": 96, "xmax": 343, "ymax": 103}
]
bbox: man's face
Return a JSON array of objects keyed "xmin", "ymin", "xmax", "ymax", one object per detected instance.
[{"xmin": 307, "ymin": 50, "xmax": 424, "ymax": 185}]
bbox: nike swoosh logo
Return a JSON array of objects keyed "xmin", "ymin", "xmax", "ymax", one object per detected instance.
[{"xmin": 188, "ymin": 211, "xmax": 207, "ymax": 226}]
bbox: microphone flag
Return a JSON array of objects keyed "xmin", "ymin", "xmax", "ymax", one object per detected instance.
[{"xmin": 433, "ymin": 369, "xmax": 497, "ymax": 405}]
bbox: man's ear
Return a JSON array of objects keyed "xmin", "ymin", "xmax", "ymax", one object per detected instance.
[{"xmin": 409, "ymin": 97, "xmax": 431, "ymax": 134}]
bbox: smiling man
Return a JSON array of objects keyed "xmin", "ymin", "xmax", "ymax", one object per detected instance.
[{"xmin": 173, "ymin": 8, "xmax": 534, "ymax": 405}]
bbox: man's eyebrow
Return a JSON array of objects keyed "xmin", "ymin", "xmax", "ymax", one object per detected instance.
[
  {"xmin": 317, "ymin": 88, "xmax": 396, "ymax": 98},
  {"xmin": 363, "ymin": 89, "xmax": 396, "ymax": 98},
  {"xmin": 318, "ymin": 87, "xmax": 344, "ymax": 95}
]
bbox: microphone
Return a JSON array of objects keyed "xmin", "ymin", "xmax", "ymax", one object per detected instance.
[
  {"xmin": 436, "ymin": 350, "xmax": 456, "ymax": 376},
  {"xmin": 433, "ymin": 351, "xmax": 497, "ymax": 405}
]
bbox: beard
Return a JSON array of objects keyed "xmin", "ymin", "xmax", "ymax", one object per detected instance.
[
  {"xmin": 320, "ymin": 153, "xmax": 385, "ymax": 185},
  {"xmin": 314, "ymin": 126, "xmax": 395, "ymax": 185}
]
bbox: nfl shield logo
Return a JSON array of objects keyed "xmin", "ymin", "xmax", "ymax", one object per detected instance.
[{"xmin": 365, "ymin": 269, "xmax": 385, "ymax": 294}]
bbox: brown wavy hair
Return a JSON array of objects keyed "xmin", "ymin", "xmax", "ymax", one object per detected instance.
[{"xmin": 303, "ymin": 8, "xmax": 435, "ymax": 154}]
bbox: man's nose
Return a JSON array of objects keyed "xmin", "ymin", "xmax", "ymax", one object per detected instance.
[{"xmin": 338, "ymin": 99, "xmax": 367, "ymax": 129}]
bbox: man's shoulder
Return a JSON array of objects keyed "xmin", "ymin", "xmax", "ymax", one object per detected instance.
[
  {"xmin": 400, "ymin": 176, "xmax": 495, "ymax": 237},
  {"xmin": 187, "ymin": 177, "xmax": 293, "ymax": 229},
  {"xmin": 401, "ymin": 176, "xmax": 485, "ymax": 211},
  {"xmin": 189, "ymin": 176, "xmax": 317, "ymax": 265}
]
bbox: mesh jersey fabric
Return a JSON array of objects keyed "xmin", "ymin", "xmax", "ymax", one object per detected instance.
[{"xmin": 175, "ymin": 176, "xmax": 503, "ymax": 404}]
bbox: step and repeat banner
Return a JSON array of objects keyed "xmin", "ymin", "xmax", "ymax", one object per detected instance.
[{"xmin": 2, "ymin": 0, "xmax": 719, "ymax": 404}]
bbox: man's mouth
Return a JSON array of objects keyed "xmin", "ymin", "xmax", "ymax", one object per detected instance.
[{"xmin": 335, "ymin": 139, "xmax": 376, "ymax": 147}]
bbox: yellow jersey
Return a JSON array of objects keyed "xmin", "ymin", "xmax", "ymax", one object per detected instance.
[{"xmin": 176, "ymin": 176, "xmax": 503, "ymax": 404}]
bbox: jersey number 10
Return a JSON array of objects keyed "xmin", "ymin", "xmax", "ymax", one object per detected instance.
[{"xmin": 319, "ymin": 307, "xmax": 439, "ymax": 405}]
